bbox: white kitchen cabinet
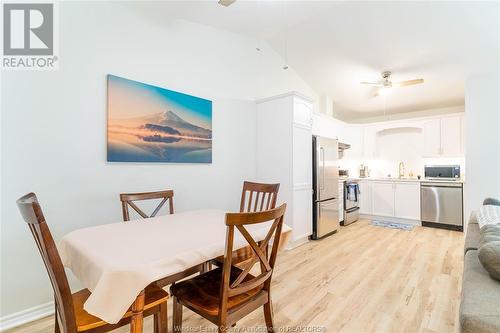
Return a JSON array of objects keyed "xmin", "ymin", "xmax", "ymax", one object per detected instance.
[
  {"xmin": 372, "ymin": 182, "xmax": 395, "ymax": 217},
  {"xmin": 362, "ymin": 180, "xmax": 421, "ymax": 222},
  {"xmin": 423, "ymin": 119, "xmax": 441, "ymax": 157},
  {"xmin": 312, "ymin": 113, "xmax": 346, "ymax": 141},
  {"xmin": 293, "ymin": 125, "xmax": 312, "ymax": 186},
  {"xmin": 362, "ymin": 126, "xmax": 378, "ymax": 159},
  {"xmin": 394, "ymin": 182, "xmax": 421, "ymax": 220},
  {"xmin": 441, "ymin": 116, "xmax": 462, "ymax": 156},
  {"xmin": 423, "ymin": 116, "xmax": 463, "ymax": 157},
  {"xmin": 343, "ymin": 126, "xmax": 363, "ymax": 159},
  {"xmin": 257, "ymin": 92, "xmax": 313, "ymax": 244},
  {"xmin": 292, "ymin": 185, "xmax": 313, "ymax": 240},
  {"xmin": 359, "ymin": 180, "xmax": 373, "ymax": 214}
]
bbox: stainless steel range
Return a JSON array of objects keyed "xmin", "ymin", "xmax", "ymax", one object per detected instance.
[{"xmin": 341, "ymin": 180, "xmax": 360, "ymax": 226}]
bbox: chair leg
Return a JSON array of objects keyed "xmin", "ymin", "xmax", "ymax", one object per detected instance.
[
  {"xmin": 54, "ymin": 310, "xmax": 61, "ymax": 333},
  {"xmin": 218, "ymin": 321, "xmax": 227, "ymax": 333},
  {"xmin": 154, "ymin": 302, "xmax": 168, "ymax": 333},
  {"xmin": 172, "ymin": 296, "xmax": 183, "ymax": 333},
  {"xmin": 54, "ymin": 305, "xmax": 60, "ymax": 333},
  {"xmin": 263, "ymin": 300, "xmax": 274, "ymax": 332}
]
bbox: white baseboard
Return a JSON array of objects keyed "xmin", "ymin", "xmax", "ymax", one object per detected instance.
[
  {"xmin": 286, "ymin": 233, "xmax": 310, "ymax": 250},
  {"xmin": 0, "ymin": 301, "xmax": 54, "ymax": 331}
]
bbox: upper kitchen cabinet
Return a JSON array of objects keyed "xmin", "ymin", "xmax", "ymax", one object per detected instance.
[
  {"xmin": 440, "ymin": 116, "xmax": 462, "ymax": 156},
  {"xmin": 422, "ymin": 119, "xmax": 441, "ymax": 157},
  {"xmin": 342, "ymin": 126, "xmax": 363, "ymax": 159},
  {"xmin": 294, "ymin": 97, "xmax": 314, "ymax": 129},
  {"xmin": 312, "ymin": 113, "xmax": 346, "ymax": 141},
  {"xmin": 362, "ymin": 126, "xmax": 378, "ymax": 159},
  {"xmin": 423, "ymin": 115, "xmax": 463, "ymax": 157},
  {"xmin": 256, "ymin": 92, "xmax": 313, "ymax": 245}
]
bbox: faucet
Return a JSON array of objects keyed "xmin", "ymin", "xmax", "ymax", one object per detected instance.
[{"xmin": 398, "ymin": 161, "xmax": 405, "ymax": 179}]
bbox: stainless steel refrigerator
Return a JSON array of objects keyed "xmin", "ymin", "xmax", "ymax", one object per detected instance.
[{"xmin": 311, "ymin": 136, "xmax": 340, "ymax": 240}]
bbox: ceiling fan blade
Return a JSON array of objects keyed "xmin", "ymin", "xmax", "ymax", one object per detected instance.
[
  {"xmin": 392, "ymin": 79, "xmax": 424, "ymax": 87},
  {"xmin": 360, "ymin": 82, "xmax": 383, "ymax": 87},
  {"xmin": 218, "ymin": 0, "xmax": 237, "ymax": 6}
]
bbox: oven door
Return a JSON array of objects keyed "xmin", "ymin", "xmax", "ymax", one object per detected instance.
[{"xmin": 344, "ymin": 183, "xmax": 359, "ymax": 210}]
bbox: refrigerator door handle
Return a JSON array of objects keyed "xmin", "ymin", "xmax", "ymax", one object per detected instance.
[{"xmin": 320, "ymin": 147, "xmax": 325, "ymax": 190}]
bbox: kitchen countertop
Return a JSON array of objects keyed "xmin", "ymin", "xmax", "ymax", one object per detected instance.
[{"xmin": 341, "ymin": 177, "xmax": 465, "ymax": 184}]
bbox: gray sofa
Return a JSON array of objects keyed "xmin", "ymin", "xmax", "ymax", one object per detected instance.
[{"xmin": 460, "ymin": 198, "xmax": 500, "ymax": 333}]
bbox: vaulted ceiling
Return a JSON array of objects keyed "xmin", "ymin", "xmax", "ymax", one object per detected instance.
[{"xmin": 125, "ymin": 1, "xmax": 500, "ymax": 121}]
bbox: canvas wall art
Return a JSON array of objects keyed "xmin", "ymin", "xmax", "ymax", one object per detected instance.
[{"xmin": 107, "ymin": 75, "xmax": 212, "ymax": 163}]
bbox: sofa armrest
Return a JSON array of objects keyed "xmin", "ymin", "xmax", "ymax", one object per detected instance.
[{"xmin": 483, "ymin": 198, "xmax": 500, "ymax": 206}]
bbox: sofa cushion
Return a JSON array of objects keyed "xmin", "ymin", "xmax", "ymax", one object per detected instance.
[
  {"xmin": 480, "ymin": 224, "xmax": 500, "ymax": 235},
  {"xmin": 465, "ymin": 222, "xmax": 481, "ymax": 254},
  {"xmin": 460, "ymin": 250, "xmax": 500, "ymax": 333},
  {"xmin": 478, "ymin": 240, "xmax": 500, "ymax": 281}
]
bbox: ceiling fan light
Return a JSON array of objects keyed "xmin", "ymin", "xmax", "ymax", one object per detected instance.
[{"xmin": 379, "ymin": 87, "xmax": 392, "ymax": 96}]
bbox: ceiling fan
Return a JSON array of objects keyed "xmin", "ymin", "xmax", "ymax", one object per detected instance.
[
  {"xmin": 361, "ymin": 71, "xmax": 424, "ymax": 96},
  {"xmin": 218, "ymin": 0, "xmax": 237, "ymax": 7}
]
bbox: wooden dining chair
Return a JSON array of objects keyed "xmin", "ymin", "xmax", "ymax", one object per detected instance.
[
  {"xmin": 17, "ymin": 193, "xmax": 169, "ymax": 333},
  {"xmin": 240, "ymin": 181, "xmax": 280, "ymax": 213},
  {"xmin": 170, "ymin": 204, "xmax": 287, "ymax": 333},
  {"xmin": 211, "ymin": 181, "xmax": 280, "ymax": 269},
  {"xmin": 120, "ymin": 190, "xmax": 174, "ymax": 221}
]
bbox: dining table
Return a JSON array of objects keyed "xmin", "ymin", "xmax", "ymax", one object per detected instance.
[{"xmin": 58, "ymin": 209, "xmax": 292, "ymax": 333}]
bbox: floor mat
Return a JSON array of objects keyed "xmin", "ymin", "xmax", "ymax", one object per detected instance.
[{"xmin": 370, "ymin": 220, "xmax": 414, "ymax": 231}]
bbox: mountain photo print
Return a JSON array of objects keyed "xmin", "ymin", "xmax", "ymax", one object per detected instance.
[{"xmin": 107, "ymin": 75, "xmax": 212, "ymax": 163}]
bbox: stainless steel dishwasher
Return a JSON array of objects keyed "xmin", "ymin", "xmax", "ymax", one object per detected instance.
[{"xmin": 420, "ymin": 181, "xmax": 463, "ymax": 231}]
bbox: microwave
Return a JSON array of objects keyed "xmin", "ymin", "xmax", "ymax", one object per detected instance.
[{"xmin": 424, "ymin": 165, "xmax": 461, "ymax": 180}]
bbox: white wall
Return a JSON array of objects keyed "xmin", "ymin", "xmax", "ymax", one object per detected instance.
[
  {"xmin": 465, "ymin": 73, "xmax": 500, "ymax": 218},
  {"xmin": 0, "ymin": 1, "xmax": 317, "ymax": 319}
]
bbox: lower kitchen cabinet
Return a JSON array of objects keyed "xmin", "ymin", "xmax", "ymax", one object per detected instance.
[
  {"xmin": 364, "ymin": 181, "xmax": 421, "ymax": 221},
  {"xmin": 394, "ymin": 183, "xmax": 420, "ymax": 220},
  {"xmin": 359, "ymin": 181, "xmax": 373, "ymax": 214},
  {"xmin": 372, "ymin": 182, "xmax": 395, "ymax": 217}
]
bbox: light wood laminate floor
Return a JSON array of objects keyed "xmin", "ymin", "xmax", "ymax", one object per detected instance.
[{"xmin": 5, "ymin": 220, "xmax": 464, "ymax": 333}]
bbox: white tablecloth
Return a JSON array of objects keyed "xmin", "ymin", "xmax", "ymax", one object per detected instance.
[{"xmin": 59, "ymin": 210, "xmax": 291, "ymax": 324}]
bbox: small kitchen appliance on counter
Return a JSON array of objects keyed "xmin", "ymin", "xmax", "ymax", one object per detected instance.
[
  {"xmin": 421, "ymin": 165, "xmax": 463, "ymax": 231},
  {"xmin": 359, "ymin": 164, "xmax": 369, "ymax": 178},
  {"xmin": 339, "ymin": 169, "xmax": 349, "ymax": 177},
  {"xmin": 424, "ymin": 165, "xmax": 460, "ymax": 180}
]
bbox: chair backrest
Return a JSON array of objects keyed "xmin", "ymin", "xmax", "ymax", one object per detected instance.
[
  {"xmin": 240, "ymin": 181, "xmax": 280, "ymax": 213},
  {"xmin": 119, "ymin": 190, "xmax": 174, "ymax": 221},
  {"xmin": 16, "ymin": 193, "xmax": 77, "ymax": 333},
  {"xmin": 219, "ymin": 204, "xmax": 286, "ymax": 311}
]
